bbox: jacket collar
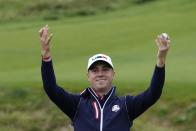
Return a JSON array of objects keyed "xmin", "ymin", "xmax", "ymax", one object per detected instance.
[{"xmin": 81, "ymin": 86, "xmax": 116, "ymax": 100}]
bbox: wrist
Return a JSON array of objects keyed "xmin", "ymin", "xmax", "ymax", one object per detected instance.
[
  {"xmin": 156, "ymin": 57, "xmax": 165, "ymax": 67},
  {"xmin": 41, "ymin": 45, "xmax": 50, "ymax": 55},
  {"xmin": 41, "ymin": 50, "xmax": 51, "ymax": 62},
  {"xmin": 42, "ymin": 55, "xmax": 52, "ymax": 62},
  {"xmin": 41, "ymin": 48, "xmax": 51, "ymax": 56},
  {"xmin": 157, "ymin": 50, "xmax": 167, "ymax": 58}
]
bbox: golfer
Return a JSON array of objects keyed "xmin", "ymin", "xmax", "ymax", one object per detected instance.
[{"xmin": 39, "ymin": 25, "xmax": 170, "ymax": 131}]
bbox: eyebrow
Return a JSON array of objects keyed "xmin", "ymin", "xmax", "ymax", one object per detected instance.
[
  {"xmin": 90, "ymin": 65, "xmax": 112, "ymax": 70},
  {"xmin": 89, "ymin": 61, "xmax": 113, "ymax": 71}
]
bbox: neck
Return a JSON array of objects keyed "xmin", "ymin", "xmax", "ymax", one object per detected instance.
[{"xmin": 91, "ymin": 87, "xmax": 112, "ymax": 98}]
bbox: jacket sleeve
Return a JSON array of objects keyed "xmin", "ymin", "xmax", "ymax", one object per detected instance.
[
  {"xmin": 126, "ymin": 65, "xmax": 165, "ymax": 120},
  {"xmin": 41, "ymin": 60, "xmax": 80, "ymax": 120}
]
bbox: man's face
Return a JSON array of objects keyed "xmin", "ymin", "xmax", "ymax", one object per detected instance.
[{"xmin": 87, "ymin": 61, "xmax": 115, "ymax": 92}]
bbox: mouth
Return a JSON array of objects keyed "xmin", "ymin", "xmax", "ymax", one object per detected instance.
[{"xmin": 96, "ymin": 79, "xmax": 106, "ymax": 82}]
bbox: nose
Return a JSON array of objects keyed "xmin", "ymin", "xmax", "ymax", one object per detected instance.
[{"xmin": 97, "ymin": 70, "xmax": 104, "ymax": 76}]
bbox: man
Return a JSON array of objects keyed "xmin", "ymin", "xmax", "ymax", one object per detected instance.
[{"xmin": 39, "ymin": 25, "xmax": 170, "ymax": 131}]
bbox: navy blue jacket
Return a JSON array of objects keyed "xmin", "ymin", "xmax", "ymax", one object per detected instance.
[{"xmin": 41, "ymin": 61, "xmax": 165, "ymax": 131}]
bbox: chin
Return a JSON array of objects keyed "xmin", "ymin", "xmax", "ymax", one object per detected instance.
[
  {"xmin": 96, "ymin": 84, "xmax": 109, "ymax": 90},
  {"xmin": 95, "ymin": 85, "xmax": 104, "ymax": 89}
]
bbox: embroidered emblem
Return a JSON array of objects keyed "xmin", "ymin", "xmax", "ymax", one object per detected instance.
[{"xmin": 112, "ymin": 105, "xmax": 120, "ymax": 112}]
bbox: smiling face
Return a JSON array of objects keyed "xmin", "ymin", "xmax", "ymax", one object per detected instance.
[{"xmin": 87, "ymin": 61, "xmax": 115, "ymax": 94}]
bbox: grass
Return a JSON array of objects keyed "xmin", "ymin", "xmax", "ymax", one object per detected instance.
[
  {"xmin": 0, "ymin": 0, "xmax": 196, "ymax": 130},
  {"xmin": 0, "ymin": 0, "xmax": 137, "ymax": 22}
]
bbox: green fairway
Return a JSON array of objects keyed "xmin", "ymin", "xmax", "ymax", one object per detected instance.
[{"xmin": 0, "ymin": 0, "xmax": 196, "ymax": 130}]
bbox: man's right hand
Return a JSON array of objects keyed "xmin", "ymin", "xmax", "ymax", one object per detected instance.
[{"xmin": 39, "ymin": 25, "xmax": 53, "ymax": 60}]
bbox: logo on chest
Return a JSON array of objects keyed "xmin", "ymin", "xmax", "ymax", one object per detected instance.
[{"xmin": 112, "ymin": 105, "xmax": 120, "ymax": 112}]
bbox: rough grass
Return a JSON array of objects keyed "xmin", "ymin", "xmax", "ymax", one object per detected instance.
[
  {"xmin": 0, "ymin": 0, "xmax": 154, "ymax": 22},
  {"xmin": 0, "ymin": 0, "xmax": 196, "ymax": 130}
]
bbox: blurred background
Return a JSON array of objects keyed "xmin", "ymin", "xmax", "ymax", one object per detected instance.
[{"xmin": 0, "ymin": 0, "xmax": 195, "ymax": 130}]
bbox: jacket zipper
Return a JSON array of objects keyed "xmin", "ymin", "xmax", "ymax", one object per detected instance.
[{"xmin": 89, "ymin": 88, "xmax": 114, "ymax": 131}]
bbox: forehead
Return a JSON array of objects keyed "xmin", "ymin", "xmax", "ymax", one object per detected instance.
[{"xmin": 89, "ymin": 61, "xmax": 112, "ymax": 70}]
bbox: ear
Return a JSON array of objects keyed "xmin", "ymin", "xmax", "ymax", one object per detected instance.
[{"xmin": 87, "ymin": 72, "xmax": 90, "ymax": 82}]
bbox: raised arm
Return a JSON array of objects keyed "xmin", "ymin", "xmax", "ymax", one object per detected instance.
[
  {"xmin": 39, "ymin": 25, "xmax": 80, "ymax": 120},
  {"xmin": 126, "ymin": 33, "xmax": 171, "ymax": 120}
]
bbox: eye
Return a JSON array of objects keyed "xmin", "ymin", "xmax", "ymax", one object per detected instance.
[
  {"xmin": 91, "ymin": 68, "xmax": 98, "ymax": 73},
  {"xmin": 102, "ymin": 67, "xmax": 110, "ymax": 72}
]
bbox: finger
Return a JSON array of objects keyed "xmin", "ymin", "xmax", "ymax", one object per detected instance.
[
  {"xmin": 39, "ymin": 28, "xmax": 43, "ymax": 33},
  {"xmin": 167, "ymin": 35, "xmax": 170, "ymax": 40},
  {"xmin": 39, "ymin": 28, "xmax": 44, "ymax": 37},
  {"xmin": 45, "ymin": 25, "xmax": 48, "ymax": 32},
  {"xmin": 155, "ymin": 35, "xmax": 161, "ymax": 46},
  {"xmin": 42, "ymin": 27, "xmax": 49, "ymax": 42},
  {"xmin": 166, "ymin": 40, "xmax": 171, "ymax": 49},
  {"xmin": 167, "ymin": 39, "xmax": 171, "ymax": 44},
  {"xmin": 167, "ymin": 43, "xmax": 170, "ymax": 49},
  {"xmin": 45, "ymin": 25, "xmax": 50, "ymax": 37},
  {"xmin": 47, "ymin": 33, "xmax": 53, "ymax": 45},
  {"xmin": 157, "ymin": 35, "xmax": 163, "ymax": 45}
]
